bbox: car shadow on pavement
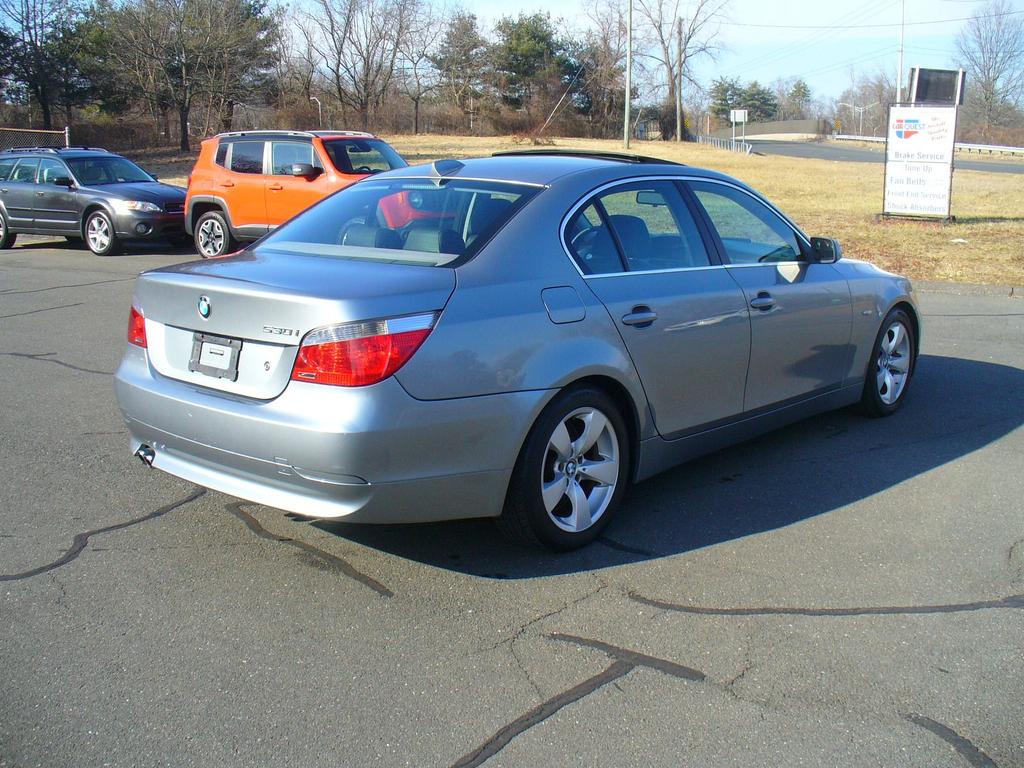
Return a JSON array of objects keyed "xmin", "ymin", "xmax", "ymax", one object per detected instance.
[
  {"xmin": 12, "ymin": 238, "xmax": 195, "ymax": 257},
  {"xmin": 313, "ymin": 354, "xmax": 1024, "ymax": 579}
]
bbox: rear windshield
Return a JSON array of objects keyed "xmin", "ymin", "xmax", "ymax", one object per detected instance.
[
  {"xmin": 66, "ymin": 156, "xmax": 152, "ymax": 185},
  {"xmin": 259, "ymin": 178, "xmax": 537, "ymax": 267},
  {"xmin": 321, "ymin": 139, "xmax": 407, "ymax": 174}
]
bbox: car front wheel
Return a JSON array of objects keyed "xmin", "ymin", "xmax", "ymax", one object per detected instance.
[
  {"xmin": 85, "ymin": 210, "xmax": 121, "ymax": 256},
  {"xmin": 498, "ymin": 386, "xmax": 630, "ymax": 551},
  {"xmin": 194, "ymin": 211, "xmax": 236, "ymax": 258},
  {"xmin": 861, "ymin": 308, "xmax": 916, "ymax": 417}
]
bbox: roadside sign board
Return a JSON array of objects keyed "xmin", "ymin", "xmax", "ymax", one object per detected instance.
[
  {"xmin": 730, "ymin": 109, "xmax": 748, "ymax": 123},
  {"xmin": 883, "ymin": 105, "xmax": 957, "ymax": 218}
]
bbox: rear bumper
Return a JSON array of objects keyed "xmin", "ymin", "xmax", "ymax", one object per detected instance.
[{"xmin": 113, "ymin": 345, "xmax": 551, "ymax": 523}]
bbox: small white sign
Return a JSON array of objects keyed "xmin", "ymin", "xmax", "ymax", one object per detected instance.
[
  {"xmin": 883, "ymin": 105, "xmax": 957, "ymax": 217},
  {"xmin": 730, "ymin": 109, "xmax": 748, "ymax": 123}
]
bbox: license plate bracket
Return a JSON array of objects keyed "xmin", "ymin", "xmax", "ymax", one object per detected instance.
[{"xmin": 188, "ymin": 332, "xmax": 242, "ymax": 381}]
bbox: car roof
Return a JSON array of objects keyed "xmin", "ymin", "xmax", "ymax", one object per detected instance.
[
  {"xmin": 379, "ymin": 150, "xmax": 743, "ymax": 188},
  {"xmin": 0, "ymin": 147, "xmax": 119, "ymax": 159}
]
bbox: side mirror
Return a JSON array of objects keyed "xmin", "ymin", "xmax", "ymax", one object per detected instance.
[
  {"xmin": 290, "ymin": 163, "xmax": 323, "ymax": 179},
  {"xmin": 810, "ymin": 236, "xmax": 842, "ymax": 263},
  {"xmin": 53, "ymin": 176, "xmax": 74, "ymax": 188}
]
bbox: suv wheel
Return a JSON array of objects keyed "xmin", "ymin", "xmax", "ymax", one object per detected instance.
[
  {"xmin": 85, "ymin": 210, "xmax": 121, "ymax": 256},
  {"xmin": 194, "ymin": 211, "xmax": 236, "ymax": 258},
  {"xmin": 0, "ymin": 212, "xmax": 15, "ymax": 249}
]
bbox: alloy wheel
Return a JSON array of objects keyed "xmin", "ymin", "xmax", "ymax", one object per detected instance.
[
  {"xmin": 541, "ymin": 407, "xmax": 620, "ymax": 533},
  {"xmin": 197, "ymin": 218, "xmax": 224, "ymax": 257},
  {"xmin": 876, "ymin": 320, "xmax": 911, "ymax": 405},
  {"xmin": 87, "ymin": 215, "xmax": 111, "ymax": 252}
]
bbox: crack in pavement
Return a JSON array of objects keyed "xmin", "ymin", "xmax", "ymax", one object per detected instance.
[
  {"xmin": 904, "ymin": 714, "xmax": 998, "ymax": 767},
  {"xmin": 0, "ymin": 277, "xmax": 135, "ymax": 295},
  {"xmin": 629, "ymin": 591, "xmax": 1024, "ymax": 617},
  {"xmin": 0, "ymin": 303, "xmax": 84, "ymax": 320},
  {"xmin": 0, "ymin": 488, "xmax": 206, "ymax": 582},
  {"xmin": 450, "ymin": 635, "xmax": 705, "ymax": 768},
  {"xmin": 0, "ymin": 351, "xmax": 113, "ymax": 376},
  {"xmin": 596, "ymin": 535, "xmax": 659, "ymax": 557},
  {"xmin": 225, "ymin": 502, "xmax": 393, "ymax": 598}
]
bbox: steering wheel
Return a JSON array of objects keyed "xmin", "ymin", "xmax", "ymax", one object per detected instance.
[{"xmin": 354, "ymin": 166, "xmax": 373, "ymax": 174}]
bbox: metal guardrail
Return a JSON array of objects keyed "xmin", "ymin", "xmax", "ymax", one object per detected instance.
[
  {"xmin": 834, "ymin": 133, "xmax": 1024, "ymax": 156},
  {"xmin": 697, "ymin": 135, "xmax": 753, "ymax": 155}
]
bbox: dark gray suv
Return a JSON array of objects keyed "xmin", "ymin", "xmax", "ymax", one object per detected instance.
[{"xmin": 0, "ymin": 147, "xmax": 186, "ymax": 255}]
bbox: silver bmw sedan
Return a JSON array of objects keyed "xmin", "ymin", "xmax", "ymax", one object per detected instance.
[{"xmin": 114, "ymin": 150, "xmax": 919, "ymax": 550}]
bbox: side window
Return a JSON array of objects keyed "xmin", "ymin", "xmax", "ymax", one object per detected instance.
[
  {"xmin": 10, "ymin": 159, "xmax": 39, "ymax": 183},
  {"xmin": 565, "ymin": 203, "xmax": 624, "ymax": 275},
  {"xmin": 0, "ymin": 158, "xmax": 17, "ymax": 181},
  {"xmin": 689, "ymin": 181, "xmax": 804, "ymax": 264},
  {"xmin": 39, "ymin": 158, "xmax": 69, "ymax": 184},
  {"xmin": 215, "ymin": 142, "xmax": 228, "ymax": 167},
  {"xmin": 600, "ymin": 182, "xmax": 711, "ymax": 271},
  {"xmin": 271, "ymin": 142, "xmax": 313, "ymax": 175},
  {"xmin": 228, "ymin": 141, "xmax": 265, "ymax": 174}
]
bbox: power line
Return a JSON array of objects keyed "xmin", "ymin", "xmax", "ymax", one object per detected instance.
[
  {"xmin": 718, "ymin": 0, "xmax": 899, "ymax": 80},
  {"xmin": 720, "ymin": 9, "xmax": 1022, "ymax": 29}
]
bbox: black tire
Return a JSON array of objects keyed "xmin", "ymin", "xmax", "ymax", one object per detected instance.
[
  {"xmin": 860, "ymin": 307, "xmax": 916, "ymax": 417},
  {"xmin": 84, "ymin": 210, "xmax": 121, "ymax": 256},
  {"xmin": 497, "ymin": 386, "xmax": 631, "ymax": 551},
  {"xmin": 194, "ymin": 210, "xmax": 236, "ymax": 258},
  {"xmin": 0, "ymin": 212, "xmax": 16, "ymax": 249}
]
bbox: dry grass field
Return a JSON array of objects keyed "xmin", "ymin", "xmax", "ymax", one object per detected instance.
[{"xmin": 144, "ymin": 135, "xmax": 1024, "ymax": 286}]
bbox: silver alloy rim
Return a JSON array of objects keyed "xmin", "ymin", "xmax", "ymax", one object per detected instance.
[
  {"xmin": 541, "ymin": 407, "xmax": 620, "ymax": 534},
  {"xmin": 87, "ymin": 215, "xmax": 110, "ymax": 252},
  {"xmin": 197, "ymin": 218, "xmax": 224, "ymax": 257},
  {"xmin": 876, "ymin": 320, "xmax": 911, "ymax": 405}
]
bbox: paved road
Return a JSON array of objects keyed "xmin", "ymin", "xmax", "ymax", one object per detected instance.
[
  {"xmin": 749, "ymin": 139, "xmax": 1024, "ymax": 175},
  {"xmin": 2, "ymin": 240, "xmax": 1023, "ymax": 768}
]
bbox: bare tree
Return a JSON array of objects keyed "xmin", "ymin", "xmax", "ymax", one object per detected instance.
[
  {"xmin": 635, "ymin": 0, "xmax": 728, "ymax": 139},
  {"xmin": 307, "ymin": 0, "xmax": 413, "ymax": 131},
  {"xmin": 396, "ymin": 0, "xmax": 442, "ymax": 133},
  {"xmin": 956, "ymin": 0, "xmax": 1024, "ymax": 141}
]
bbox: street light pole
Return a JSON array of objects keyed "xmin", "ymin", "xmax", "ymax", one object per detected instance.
[
  {"xmin": 896, "ymin": 0, "xmax": 905, "ymax": 102},
  {"xmin": 624, "ymin": 0, "xmax": 632, "ymax": 149},
  {"xmin": 310, "ymin": 97, "xmax": 322, "ymax": 128},
  {"xmin": 675, "ymin": 17, "xmax": 683, "ymax": 142}
]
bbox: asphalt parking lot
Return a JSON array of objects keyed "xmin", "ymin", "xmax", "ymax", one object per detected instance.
[{"xmin": 2, "ymin": 239, "xmax": 1022, "ymax": 768}]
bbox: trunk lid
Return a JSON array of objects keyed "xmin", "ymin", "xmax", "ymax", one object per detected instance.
[{"xmin": 134, "ymin": 248, "xmax": 456, "ymax": 399}]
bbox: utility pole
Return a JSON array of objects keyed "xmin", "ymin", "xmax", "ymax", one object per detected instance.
[
  {"xmin": 675, "ymin": 18, "xmax": 683, "ymax": 142},
  {"xmin": 310, "ymin": 97, "xmax": 322, "ymax": 128},
  {"xmin": 896, "ymin": 0, "xmax": 905, "ymax": 102},
  {"xmin": 624, "ymin": 0, "xmax": 632, "ymax": 148}
]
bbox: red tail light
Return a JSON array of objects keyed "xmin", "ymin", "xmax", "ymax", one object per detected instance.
[
  {"xmin": 127, "ymin": 305, "xmax": 147, "ymax": 348},
  {"xmin": 291, "ymin": 313, "xmax": 436, "ymax": 387}
]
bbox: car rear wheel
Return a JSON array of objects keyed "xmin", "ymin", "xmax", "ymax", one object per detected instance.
[
  {"xmin": 860, "ymin": 308, "xmax": 916, "ymax": 417},
  {"xmin": 85, "ymin": 210, "xmax": 121, "ymax": 256},
  {"xmin": 194, "ymin": 211, "xmax": 235, "ymax": 258},
  {"xmin": 0, "ymin": 213, "xmax": 15, "ymax": 249},
  {"xmin": 497, "ymin": 386, "xmax": 630, "ymax": 551}
]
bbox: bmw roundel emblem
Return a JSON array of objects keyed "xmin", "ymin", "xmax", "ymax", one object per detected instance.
[{"xmin": 198, "ymin": 295, "xmax": 211, "ymax": 319}]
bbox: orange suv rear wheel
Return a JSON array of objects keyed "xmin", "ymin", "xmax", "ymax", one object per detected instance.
[{"xmin": 194, "ymin": 210, "xmax": 236, "ymax": 258}]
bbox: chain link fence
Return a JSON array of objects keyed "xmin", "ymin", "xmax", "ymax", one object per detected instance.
[{"xmin": 0, "ymin": 126, "xmax": 70, "ymax": 151}]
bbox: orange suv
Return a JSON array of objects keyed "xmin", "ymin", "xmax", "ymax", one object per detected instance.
[{"xmin": 185, "ymin": 130, "xmax": 407, "ymax": 258}]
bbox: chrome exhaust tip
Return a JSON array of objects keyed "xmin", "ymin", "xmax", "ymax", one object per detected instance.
[{"xmin": 135, "ymin": 444, "xmax": 155, "ymax": 467}]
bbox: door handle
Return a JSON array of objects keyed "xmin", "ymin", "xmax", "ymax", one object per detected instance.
[
  {"xmin": 219, "ymin": 181, "xmax": 235, "ymax": 188},
  {"xmin": 268, "ymin": 183, "xmax": 283, "ymax": 191},
  {"xmin": 0, "ymin": 188, "xmax": 7, "ymax": 193},
  {"xmin": 36, "ymin": 191, "xmax": 45, "ymax": 196},
  {"xmin": 621, "ymin": 306, "xmax": 658, "ymax": 328},
  {"xmin": 749, "ymin": 292, "xmax": 776, "ymax": 311}
]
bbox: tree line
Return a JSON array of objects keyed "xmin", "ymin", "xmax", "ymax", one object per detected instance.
[{"xmin": 0, "ymin": 0, "xmax": 1020, "ymax": 149}]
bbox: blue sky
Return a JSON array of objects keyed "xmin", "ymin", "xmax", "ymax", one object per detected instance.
[{"xmin": 460, "ymin": 0, "xmax": 1013, "ymax": 102}]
